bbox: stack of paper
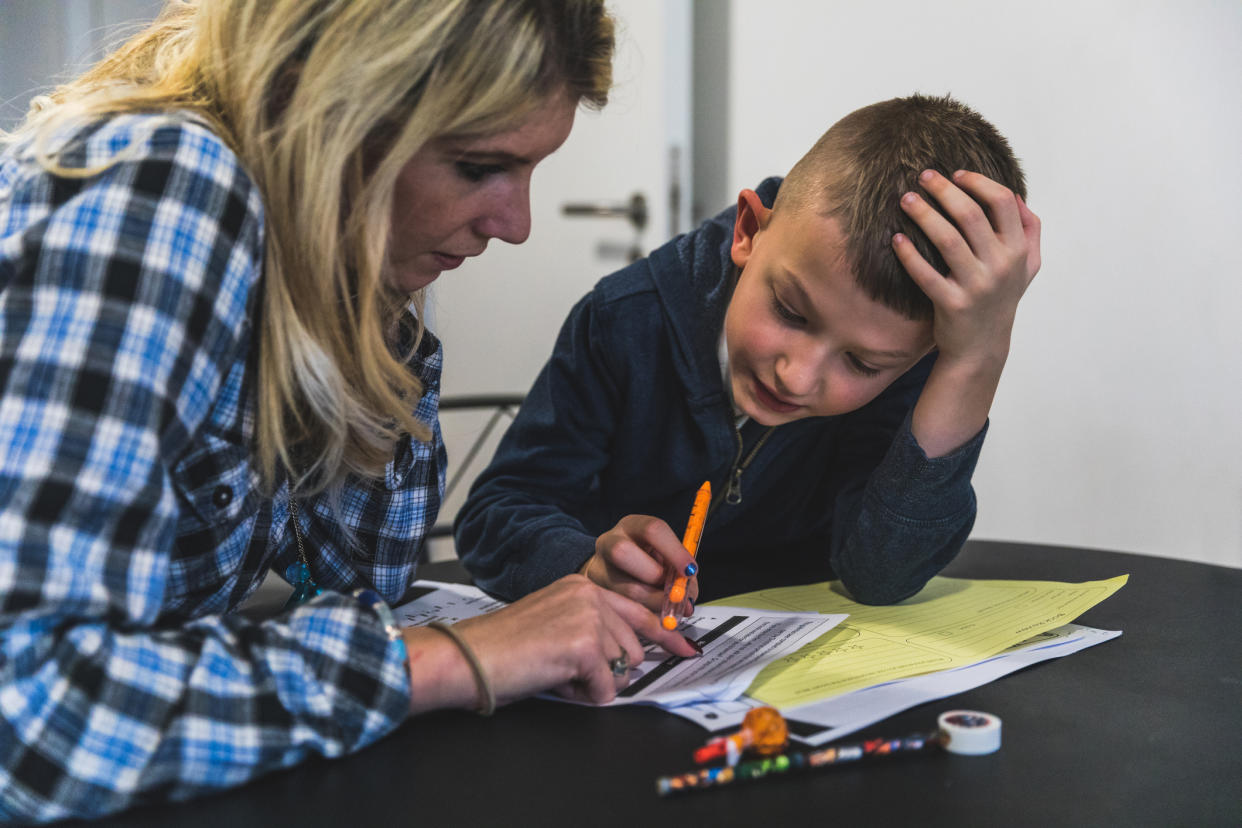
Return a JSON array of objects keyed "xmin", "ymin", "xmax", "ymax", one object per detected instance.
[
  {"xmin": 395, "ymin": 574, "xmax": 1127, "ymax": 744},
  {"xmin": 671, "ymin": 574, "xmax": 1127, "ymax": 743}
]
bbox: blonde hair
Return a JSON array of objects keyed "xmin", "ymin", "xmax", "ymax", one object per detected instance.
[{"xmin": 8, "ymin": 0, "xmax": 614, "ymax": 496}]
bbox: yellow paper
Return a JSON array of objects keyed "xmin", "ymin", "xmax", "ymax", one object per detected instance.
[{"xmin": 708, "ymin": 574, "xmax": 1127, "ymax": 707}]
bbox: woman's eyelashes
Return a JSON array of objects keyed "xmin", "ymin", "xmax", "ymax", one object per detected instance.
[{"xmin": 454, "ymin": 160, "xmax": 505, "ymax": 182}]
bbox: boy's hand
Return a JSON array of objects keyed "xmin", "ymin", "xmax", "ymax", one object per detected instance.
[
  {"xmin": 894, "ymin": 169, "xmax": 1041, "ymax": 369},
  {"xmin": 892, "ymin": 169, "xmax": 1042, "ymax": 457},
  {"xmin": 581, "ymin": 515, "xmax": 699, "ymax": 615}
]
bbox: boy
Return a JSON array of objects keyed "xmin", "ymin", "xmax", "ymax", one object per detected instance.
[{"xmin": 455, "ymin": 94, "xmax": 1040, "ymax": 608}]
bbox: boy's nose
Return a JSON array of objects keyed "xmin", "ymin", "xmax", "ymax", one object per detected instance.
[{"xmin": 775, "ymin": 352, "xmax": 823, "ymax": 398}]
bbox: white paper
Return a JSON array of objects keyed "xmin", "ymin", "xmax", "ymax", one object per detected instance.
[
  {"xmin": 610, "ymin": 606, "xmax": 846, "ymax": 707},
  {"xmin": 394, "ymin": 580, "xmax": 846, "ymax": 708},
  {"xmin": 396, "ymin": 580, "xmax": 507, "ymax": 624},
  {"xmin": 664, "ymin": 623, "xmax": 1121, "ymax": 743}
]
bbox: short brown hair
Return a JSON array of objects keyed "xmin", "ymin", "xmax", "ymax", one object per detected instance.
[{"xmin": 774, "ymin": 94, "xmax": 1026, "ymax": 320}]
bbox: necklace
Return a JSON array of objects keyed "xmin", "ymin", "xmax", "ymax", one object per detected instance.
[{"xmin": 283, "ymin": 497, "xmax": 322, "ymax": 609}]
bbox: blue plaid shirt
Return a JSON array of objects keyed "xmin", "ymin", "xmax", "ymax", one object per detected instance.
[{"xmin": 0, "ymin": 113, "xmax": 444, "ymax": 822}]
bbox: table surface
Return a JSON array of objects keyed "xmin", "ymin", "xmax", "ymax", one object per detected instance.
[{"xmin": 78, "ymin": 541, "xmax": 1242, "ymax": 828}]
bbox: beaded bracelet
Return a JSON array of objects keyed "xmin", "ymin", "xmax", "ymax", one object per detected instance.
[{"xmin": 427, "ymin": 621, "xmax": 496, "ymax": 716}]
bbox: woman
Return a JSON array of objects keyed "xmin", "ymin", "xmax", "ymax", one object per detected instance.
[{"xmin": 0, "ymin": 0, "xmax": 695, "ymax": 821}]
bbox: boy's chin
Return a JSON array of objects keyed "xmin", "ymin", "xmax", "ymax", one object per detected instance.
[
  {"xmin": 737, "ymin": 399, "xmax": 802, "ymax": 427},
  {"xmin": 751, "ymin": 411, "xmax": 803, "ymax": 427}
]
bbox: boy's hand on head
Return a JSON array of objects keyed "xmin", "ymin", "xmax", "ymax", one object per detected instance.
[
  {"xmin": 891, "ymin": 169, "xmax": 1042, "ymax": 458},
  {"xmin": 582, "ymin": 515, "xmax": 699, "ymax": 614},
  {"xmin": 893, "ymin": 169, "xmax": 1041, "ymax": 369}
]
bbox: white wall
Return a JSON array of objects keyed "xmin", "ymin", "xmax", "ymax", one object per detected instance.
[
  {"xmin": 0, "ymin": 1, "xmax": 165, "ymax": 130},
  {"xmin": 723, "ymin": 0, "xmax": 1242, "ymax": 568}
]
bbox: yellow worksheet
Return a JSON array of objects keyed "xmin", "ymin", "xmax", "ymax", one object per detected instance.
[{"xmin": 710, "ymin": 574, "xmax": 1127, "ymax": 707}]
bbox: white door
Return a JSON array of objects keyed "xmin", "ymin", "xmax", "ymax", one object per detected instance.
[{"xmin": 426, "ymin": 0, "xmax": 692, "ymax": 558}]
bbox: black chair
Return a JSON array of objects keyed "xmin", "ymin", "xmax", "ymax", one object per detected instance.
[{"xmin": 423, "ymin": 394, "xmax": 523, "ymax": 559}]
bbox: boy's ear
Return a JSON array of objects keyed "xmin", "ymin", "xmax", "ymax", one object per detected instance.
[{"xmin": 730, "ymin": 189, "xmax": 772, "ymax": 268}]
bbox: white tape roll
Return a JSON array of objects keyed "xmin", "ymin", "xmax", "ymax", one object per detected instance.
[{"xmin": 938, "ymin": 710, "xmax": 1002, "ymax": 755}]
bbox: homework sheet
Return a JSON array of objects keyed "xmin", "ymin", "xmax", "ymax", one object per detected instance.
[
  {"xmin": 395, "ymin": 580, "xmax": 846, "ymax": 708},
  {"xmin": 665, "ymin": 623, "xmax": 1121, "ymax": 744},
  {"xmin": 711, "ymin": 574, "xmax": 1127, "ymax": 707}
]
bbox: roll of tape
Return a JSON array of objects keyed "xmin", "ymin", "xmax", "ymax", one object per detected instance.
[{"xmin": 938, "ymin": 710, "xmax": 1002, "ymax": 755}]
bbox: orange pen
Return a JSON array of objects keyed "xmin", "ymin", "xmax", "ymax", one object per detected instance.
[{"xmin": 660, "ymin": 480, "xmax": 711, "ymax": 631}]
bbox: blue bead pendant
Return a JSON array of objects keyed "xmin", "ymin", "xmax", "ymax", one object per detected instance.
[{"xmin": 283, "ymin": 561, "xmax": 323, "ymax": 609}]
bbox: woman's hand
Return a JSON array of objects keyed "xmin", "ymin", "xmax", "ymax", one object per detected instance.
[
  {"xmin": 404, "ymin": 574, "xmax": 699, "ymax": 713},
  {"xmin": 580, "ymin": 515, "xmax": 699, "ymax": 614}
]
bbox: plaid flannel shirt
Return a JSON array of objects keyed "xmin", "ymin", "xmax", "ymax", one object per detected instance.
[{"xmin": 0, "ymin": 113, "xmax": 444, "ymax": 822}]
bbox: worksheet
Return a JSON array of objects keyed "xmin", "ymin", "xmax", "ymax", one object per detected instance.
[
  {"xmin": 716, "ymin": 574, "xmax": 1127, "ymax": 707},
  {"xmin": 395, "ymin": 581, "xmax": 846, "ymax": 708},
  {"xmin": 612, "ymin": 606, "xmax": 845, "ymax": 707},
  {"xmin": 665, "ymin": 623, "xmax": 1121, "ymax": 744}
]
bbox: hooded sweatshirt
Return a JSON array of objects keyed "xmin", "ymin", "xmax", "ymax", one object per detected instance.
[{"xmin": 455, "ymin": 178, "xmax": 984, "ymax": 605}]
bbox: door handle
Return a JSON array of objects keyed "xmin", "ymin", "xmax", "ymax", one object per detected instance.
[{"xmin": 561, "ymin": 192, "xmax": 648, "ymax": 232}]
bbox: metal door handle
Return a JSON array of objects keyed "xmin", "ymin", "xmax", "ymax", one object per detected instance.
[{"xmin": 561, "ymin": 192, "xmax": 647, "ymax": 231}]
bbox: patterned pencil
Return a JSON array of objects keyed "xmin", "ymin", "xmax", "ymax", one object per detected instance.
[{"xmin": 655, "ymin": 732, "xmax": 944, "ymax": 796}]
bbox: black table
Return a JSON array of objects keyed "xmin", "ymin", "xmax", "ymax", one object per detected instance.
[{"xmin": 78, "ymin": 541, "xmax": 1242, "ymax": 827}]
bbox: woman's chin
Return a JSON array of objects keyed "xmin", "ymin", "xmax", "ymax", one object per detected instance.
[{"xmin": 384, "ymin": 265, "xmax": 442, "ymax": 293}]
